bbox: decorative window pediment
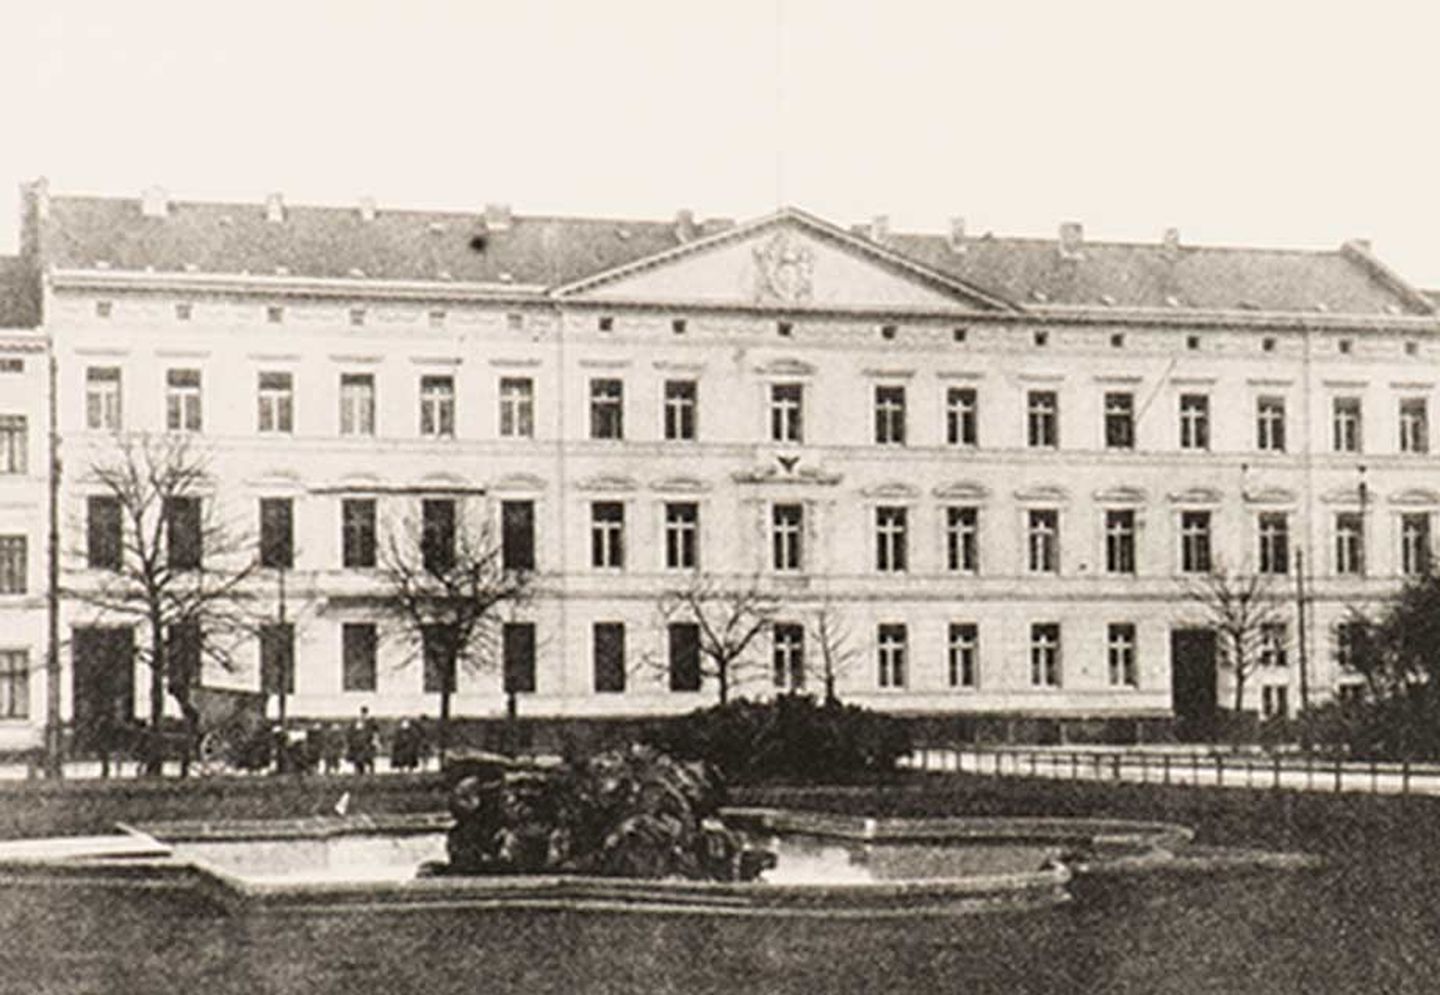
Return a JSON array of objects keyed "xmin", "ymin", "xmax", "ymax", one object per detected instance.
[
  {"xmin": 1013, "ymin": 485, "xmax": 1070, "ymax": 504},
  {"xmin": 575, "ymin": 474, "xmax": 638, "ymax": 493},
  {"xmin": 1243, "ymin": 486, "xmax": 1298, "ymax": 505},
  {"xmin": 933, "ymin": 481, "xmax": 990, "ymax": 501},
  {"xmin": 1093, "ymin": 485, "xmax": 1147, "ymax": 505},
  {"xmin": 651, "ymin": 476, "xmax": 710, "ymax": 494},
  {"xmin": 861, "ymin": 481, "xmax": 921, "ymax": 500},
  {"xmin": 1389, "ymin": 487, "xmax": 1440, "ymax": 507},
  {"xmin": 1167, "ymin": 486, "xmax": 1223, "ymax": 505},
  {"xmin": 491, "ymin": 472, "xmax": 547, "ymax": 494}
]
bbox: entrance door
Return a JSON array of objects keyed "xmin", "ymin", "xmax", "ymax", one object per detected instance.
[
  {"xmin": 72, "ymin": 626, "xmax": 135, "ymax": 756},
  {"xmin": 1170, "ymin": 627, "xmax": 1218, "ymax": 741}
]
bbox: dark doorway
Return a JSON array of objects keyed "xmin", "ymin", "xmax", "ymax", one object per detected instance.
[
  {"xmin": 1170, "ymin": 627, "xmax": 1218, "ymax": 741},
  {"xmin": 72, "ymin": 626, "xmax": 135, "ymax": 757}
]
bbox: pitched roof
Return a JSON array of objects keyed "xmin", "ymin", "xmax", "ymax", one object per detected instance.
[{"xmin": 0, "ymin": 255, "xmax": 38, "ymax": 328}]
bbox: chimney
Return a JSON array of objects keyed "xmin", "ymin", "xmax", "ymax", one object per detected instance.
[
  {"xmin": 1162, "ymin": 227, "xmax": 1181, "ymax": 252},
  {"xmin": 869, "ymin": 214, "xmax": 890, "ymax": 245},
  {"xmin": 484, "ymin": 203, "xmax": 512, "ymax": 232},
  {"xmin": 1348, "ymin": 237, "xmax": 1373, "ymax": 253},
  {"xmin": 358, "ymin": 196, "xmax": 377, "ymax": 222},
  {"xmin": 947, "ymin": 216, "xmax": 966, "ymax": 253},
  {"xmin": 141, "ymin": 185, "xmax": 170, "ymax": 219},
  {"xmin": 265, "ymin": 192, "xmax": 285, "ymax": 223},
  {"xmin": 28, "ymin": 176, "xmax": 50, "ymax": 221},
  {"xmin": 1058, "ymin": 221, "xmax": 1084, "ymax": 259},
  {"xmin": 674, "ymin": 208, "xmax": 697, "ymax": 243}
]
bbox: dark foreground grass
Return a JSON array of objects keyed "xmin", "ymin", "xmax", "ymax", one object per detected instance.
[{"xmin": 2, "ymin": 773, "xmax": 1438, "ymax": 994}]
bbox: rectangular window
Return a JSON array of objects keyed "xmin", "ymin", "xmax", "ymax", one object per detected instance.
[
  {"xmin": 421, "ymin": 499, "xmax": 456, "ymax": 574},
  {"xmin": 590, "ymin": 379, "xmax": 624, "ymax": 440},
  {"xmin": 593, "ymin": 622, "xmax": 626, "ymax": 693},
  {"xmin": 875, "ymin": 506, "xmax": 908, "ymax": 573},
  {"xmin": 1257, "ymin": 396, "xmax": 1286, "ymax": 452},
  {"xmin": 1107, "ymin": 623, "xmax": 1137, "ymax": 687},
  {"xmin": 668, "ymin": 622, "xmax": 701, "ymax": 692},
  {"xmin": 0, "ymin": 536, "xmax": 25, "ymax": 594},
  {"xmin": 1027, "ymin": 509, "xmax": 1059, "ymax": 574},
  {"xmin": 1104, "ymin": 392, "xmax": 1134, "ymax": 450},
  {"xmin": 87, "ymin": 495, "xmax": 122, "ymax": 570},
  {"xmin": 772, "ymin": 503, "xmax": 804, "ymax": 572},
  {"xmin": 340, "ymin": 373, "xmax": 376, "ymax": 437},
  {"xmin": 1401, "ymin": 513, "xmax": 1431, "ymax": 576},
  {"xmin": 1333, "ymin": 397, "xmax": 1362, "ymax": 453},
  {"xmin": 419, "ymin": 375, "xmax": 455, "ymax": 437},
  {"xmin": 1027, "ymin": 391, "xmax": 1058, "ymax": 448},
  {"xmin": 946, "ymin": 387, "xmax": 977, "ymax": 446},
  {"xmin": 946, "ymin": 506, "xmax": 979, "ymax": 573},
  {"xmin": 1258, "ymin": 513, "xmax": 1290, "ymax": 575},
  {"xmin": 259, "ymin": 622, "xmax": 294, "ymax": 695},
  {"xmin": 86, "ymin": 366, "xmax": 122, "ymax": 430},
  {"xmin": 1336, "ymin": 621, "xmax": 1365, "ymax": 672},
  {"xmin": 663, "ymin": 380, "xmax": 697, "ymax": 441},
  {"xmin": 167, "ymin": 622, "xmax": 202, "ymax": 690},
  {"xmin": 1335, "ymin": 512, "xmax": 1364, "ymax": 576},
  {"xmin": 770, "ymin": 383, "xmax": 804, "ymax": 444},
  {"xmin": 874, "ymin": 385, "xmax": 906, "ymax": 445},
  {"xmin": 165, "ymin": 369, "xmax": 202, "ymax": 433},
  {"xmin": 259, "ymin": 498, "xmax": 293, "ymax": 569},
  {"xmin": 422, "ymin": 624, "xmax": 455, "ymax": 694},
  {"xmin": 1400, "ymin": 398, "xmax": 1429, "ymax": 454},
  {"xmin": 165, "ymin": 497, "xmax": 202, "ymax": 571},
  {"xmin": 499, "ymin": 377, "xmax": 534, "ymax": 438},
  {"xmin": 1105, "ymin": 510, "xmax": 1136, "ymax": 574},
  {"xmin": 1179, "ymin": 394, "xmax": 1209, "ymax": 451},
  {"xmin": 257, "ymin": 372, "xmax": 294, "ymax": 434},
  {"xmin": 1180, "ymin": 511, "xmax": 1212, "ymax": 574},
  {"xmin": 341, "ymin": 498, "xmax": 377, "ymax": 568},
  {"xmin": 877, "ymin": 623, "xmax": 907, "ymax": 689},
  {"xmin": 502, "ymin": 622, "xmax": 537, "ymax": 694},
  {"xmin": 664, "ymin": 502, "xmax": 699, "ymax": 570},
  {"xmin": 1260, "ymin": 623, "xmax": 1288, "ymax": 668},
  {"xmin": 501, "ymin": 500, "xmax": 535, "ymax": 571},
  {"xmin": 0, "ymin": 416, "xmax": 25, "ymax": 474},
  {"xmin": 342, "ymin": 623, "xmax": 378, "ymax": 692},
  {"xmin": 1030, "ymin": 623, "xmax": 1061, "ymax": 688},
  {"xmin": 1262, "ymin": 684, "xmax": 1289, "ymax": 719},
  {"xmin": 0, "ymin": 650, "xmax": 27, "ymax": 718},
  {"xmin": 948, "ymin": 623, "xmax": 978, "ymax": 688},
  {"xmin": 591, "ymin": 501, "xmax": 625, "ymax": 569},
  {"xmin": 773, "ymin": 623, "xmax": 805, "ymax": 691}
]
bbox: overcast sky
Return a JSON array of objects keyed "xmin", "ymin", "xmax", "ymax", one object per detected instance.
[{"xmin": 3, "ymin": 0, "xmax": 1439, "ymax": 286}]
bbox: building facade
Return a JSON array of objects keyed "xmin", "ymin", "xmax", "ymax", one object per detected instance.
[{"xmin": 5, "ymin": 180, "xmax": 1440, "ymax": 751}]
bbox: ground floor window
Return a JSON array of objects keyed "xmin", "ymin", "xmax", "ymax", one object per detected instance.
[
  {"xmin": 342, "ymin": 623, "xmax": 377, "ymax": 692},
  {"xmin": 1262, "ymin": 684, "xmax": 1289, "ymax": 719},
  {"xmin": 668, "ymin": 623, "xmax": 701, "ymax": 692},
  {"xmin": 0, "ymin": 650, "xmax": 27, "ymax": 718},
  {"xmin": 1030, "ymin": 624, "xmax": 1061, "ymax": 687},
  {"xmin": 877, "ymin": 624, "xmax": 907, "ymax": 688},
  {"xmin": 948, "ymin": 623, "xmax": 977, "ymax": 688},
  {"xmin": 593, "ymin": 623, "xmax": 626, "ymax": 693}
]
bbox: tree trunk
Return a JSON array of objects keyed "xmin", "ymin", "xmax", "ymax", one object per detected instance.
[
  {"xmin": 1232, "ymin": 644, "xmax": 1247, "ymax": 713},
  {"xmin": 176, "ymin": 693, "xmax": 200, "ymax": 779},
  {"xmin": 146, "ymin": 616, "xmax": 166, "ymax": 776},
  {"xmin": 824, "ymin": 670, "xmax": 838, "ymax": 705},
  {"xmin": 437, "ymin": 652, "xmax": 455, "ymax": 767},
  {"xmin": 717, "ymin": 662, "xmax": 729, "ymax": 706}
]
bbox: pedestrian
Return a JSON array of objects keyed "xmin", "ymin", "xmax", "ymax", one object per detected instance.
[
  {"xmin": 392, "ymin": 718, "xmax": 418, "ymax": 771},
  {"xmin": 347, "ymin": 706, "xmax": 377, "ymax": 774},
  {"xmin": 320, "ymin": 721, "xmax": 344, "ymax": 774}
]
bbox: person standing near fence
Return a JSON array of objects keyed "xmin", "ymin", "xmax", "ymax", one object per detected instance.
[{"xmin": 347, "ymin": 706, "xmax": 377, "ymax": 774}]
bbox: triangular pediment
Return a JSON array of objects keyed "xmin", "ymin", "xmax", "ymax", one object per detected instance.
[{"xmin": 555, "ymin": 209, "xmax": 1015, "ymax": 312}]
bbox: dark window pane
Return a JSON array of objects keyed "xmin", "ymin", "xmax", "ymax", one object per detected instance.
[
  {"xmin": 342, "ymin": 623, "xmax": 377, "ymax": 692},
  {"xmin": 259, "ymin": 498, "xmax": 293, "ymax": 569},
  {"xmin": 423, "ymin": 624, "xmax": 456, "ymax": 694},
  {"xmin": 502, "ymin": 500, "xmax": 535, "ymax": 571},
  {"xmin": 260, "ymin": 622, "xmax": 294, "ymax": 695},
  {"xmin": 668, "ymin": 623, "xmax": 701, "ymax": 692},
  {"xmin": 421, "ymin": 499, "xmax": 456, "ymax": 574},
  {"xmin": 503, "ymin": 622, "xmax": 537, "ymax": 694},
  {"xmin": 342, "ymin": 499, "xmax": 376, "ymax": 568},
  {"xmin": 166, "ymin": 497, "xmax": 202, "ymax": 570},
  {"xmin": 87, "ymin": 496, "xmax": 123, "ymax": 570},
  {"xmin": 594, "ymin": 623, "xmax": 626, "ymax": 693}
]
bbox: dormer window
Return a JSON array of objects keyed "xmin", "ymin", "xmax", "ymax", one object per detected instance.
[{"xmin": 598, "ymin": 315, "xmax": 614, "ymax": 333}]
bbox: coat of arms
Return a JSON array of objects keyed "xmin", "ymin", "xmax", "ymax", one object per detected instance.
[{"xmin": 752, "ymin": 231, "xmax": 814, "ymax": 304}]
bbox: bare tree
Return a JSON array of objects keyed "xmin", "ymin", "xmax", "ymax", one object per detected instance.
[
  {"xmin": 658, "ymin": 574, "xmax": 780, "ymax": 705},
  {"xmin": 68, "ymin": 433, "xmax": 260, "ymax": 775},
  {"xmin": 378, "ymin": 502, "xmax": 530, "ymax": 764},
  {"xmin": 1183, "ymin": 564, "xmax": 1286, "ymax": 713},
  {"xmin": 809, "ymin": 599, "xmax": 860, "ymax": 705}
]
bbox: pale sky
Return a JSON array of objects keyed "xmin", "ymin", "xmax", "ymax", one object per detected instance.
[{"xmin": 3, "ymin": 0, "xmax": 1439, "ymax": 287}]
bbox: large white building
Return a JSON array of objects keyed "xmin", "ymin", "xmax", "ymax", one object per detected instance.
[{"xmin": 3, "ymin": 180, "xmax": 1440, "ymax": 753}]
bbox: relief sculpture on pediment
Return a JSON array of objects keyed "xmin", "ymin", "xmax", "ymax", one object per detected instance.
[{"xmin": 752, "ymin": 230, "xmax": 814, "ymax": 304}]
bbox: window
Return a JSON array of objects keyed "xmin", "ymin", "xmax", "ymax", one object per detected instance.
[
  {"xmin": 349, "ymin": 307, "xmax": 366, "ymax": 327},
  {"xmin": 95, "ymin": 300, "xmax": 112, "ymax": 319},
  {"xmin": 1262, "ymin": 336, "xmax": 1277, "ymax": 353},
  {"xmin": 948, "ymin": 623, "xmax": 978, "ymax": 688},
  {"xmin": 341, "ymin": 498, "xmax": 377, "ymax": 568},
  {"xmin": 1260, "ymin": 623, "xmax": 1288, "ymax": 669},
  {"xmin": 773, "ymin": 623, "xmax": 805, "ymax": 691},
  {"xmin": 1180, "ymin": 511, "xmax": 1213, "ymax": 574},
  {"xmin": 259, "ymin": 498, "xmax": 293, "ymax": 569},
  {"xmin": 499, "ymin": 378, "xmax": 534, "ymax": 438},
  {"xmin": 946, "ymin": 387, "xmax": 977, "ymax": 446},
  {"xmin": 875, "ymin": 506, "xmax": 908, "ymax": 573},
  {"xmin": 165, "ymin": 369, "xmax": 202, "ymax": 433},
  {"xmin": 1401, "ymin": 513, "xmax": 1431, "ymax": 576},
  {"xmin": 419, "ymin": 376, "xmax": 455, "ymax": 437},
  {"xmin": 598, "ymin": 315, "xmax": 614, "ymax": 333},
  {"xmin": 1027, "ymin": 509, "xmax": 1059, "ymax": 573},
  {"xmin": 0, "ymin": 536, "xmax": 24, "ymax": 594},
  {"xmin": 1256, "ymin": 397, "xmax": 1286, "ymax": 452},
  {"xmin": 946, "ymin": 506, "xmax": 979, "ymax": 573},
  {"xmin": 770, "ymin": 383, "xmax": 803, "ymax": 443},
  {"xmin": 671, "ymin": 318, "xmax": 687, "ymax": 335},
  {"xmin": 1258, "ymin": 513, "xmax": 1290, "ymax": 575},
  {"xmin": 167, "ymin": 622, "xmax": 202, "ymax": 690},
  {"xmin": 506, "ymin": 312, "xmax": 524, "ymax": 331},
  {"xmin": 952, "ymin": 327, "xmax": 968, "ymax": 343},
  {"xmin": 879, "ymin": 324, "xmax": 897, "ymax": 341},
  {"xmin": 421, "ymin": 499, "xmax": 456, "ymax": 574},
  {"xmin": 503, "ymin": 623, "xmax": 537, "ymax": 694},
  {"xmin": 874, "ymin": 385, "xmax": 906, "ymax": 445},
  {"xmin": 342, "ymin": 623, "xmax": 378, "ymax": 692},
  {"xmin": 663, "ymin": 380, "xmax": 697, "ymax": 441},
  {"xmin": 590, "ymin": 502, "xmax": 625, "ymax": 569},
  {"xmin": 501, "ymin": 500, "xmax": 535, "ymax": 571},
  {"xmin": 1336, "ymin": 621, "xmax": 1366, "ymax": 671},
  {"xmin": 877, "ymin": 624, "xmax": 907, "ymax": 688},
  {"xmin": 257, "ymin": 372, "xmax": 293, "ymax": 434},
  {"xmin": 776, "ymin": 321, "xmax": 793, "ymax": 338},
  {"xmin": 259, "ymin": 622, "xmax": 294, "ymax": 695},
  {"xmin": 422, "ymin": 624, "xmax": 456, "ymax": 694},
  {"xmin": 1104, "ymin": 393, "xmax": 1134, "ymax": 450},
  {"xmin": 0, "ymin": 359, "xmax": 20, "ymax": 373},
  {"xmin": 1333, "ymin": 397, "xmax": 1362, "ymax": 453},
  {"xmin": 668, "ymin": 623, "xmax": 701, "ymax": 692},
  {"xmin": 165, "ymin": 497, "xmax": 202, "ymax": 570},
  {"xmin": 1030, "ymin": 623, "xmax": 1061, "ymax": 687},
  {"xmin": 266, "ymin": 305, "xmax": 284, "ymax": 324},
  {"xmin": 1186, "ymin": 335, "xmax": 1201, "ymax": 351},
  {"xmin": 1179, "ymin": 394, "xmax": 1209, "ymax": 450},
  {"xmin": 1400, "ymin": 398, "xmax": 1428, "ymax": 454},
  {"xmin": 1033, "ymin": 330, "xmax": 1048, "ymax": 348},
  {"xmin": 1262, "ymin": 685, "xmax": 1289, "ymax": 719},
  {"xmin": 1107, "ymin": 624, "xmax": 1137, "ymax": 687},
  {"xmin": 772, "ymin": 504, "xmax": 804, "ymax": 571},
  {"xmin": 593, "ymin": 623, "xmax": 626, "ymax": 693},
  {"xmin": 1027, "ymin": 391, "xmax": 1058, "ymax": 448},
  {"xmin": 86, "ymin": 367, "xmax": 122, "ymax": 430},
  {"xmin": 1105, "ymin": 510, "xmax": 1136, "ymax": 574},
  {"xmin": 87, "ymin": 496, "xmax": 122, "ymax": 570},
  {"xmin": 0, "ymin": 650, "xmax": 27, "ymax": 718},
  {"xmin": 0, "ymin": 416, "xmax": 25, "ymax": 474},
  {"xmin": 340, "ymin": 373, "xmax": 376, "ymax": 436},
  {"xmin": 590, "ymin": 379, "xmax": 624, "ymax": 440},
  {"xmin": 664, "ymin": 502, "xmax": 699, "ymax": 570},
  {"xmin": 429, "ymin": 310, "xmax": 447, "ymax": 329},
  {"xmin": 1335, "ymin": 512, "xmax": 1364, "ymax": 576}
]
